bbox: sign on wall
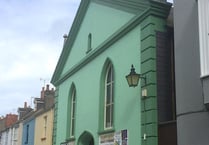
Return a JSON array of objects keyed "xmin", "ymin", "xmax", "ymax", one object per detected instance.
[
  {"xmin": 99, "ymin": 130, "xmax": 128, "ymax": 145},
  {"xmin": 60, "ymin": 141, "xmax": 75, "ymax": 145},
  {"xmin": 100, "ymin": 132, "xmax": 114, "ymax": 145},
  {"xmin": 114, "ymin": 130, "xmax": 128, "ymax": 145}
]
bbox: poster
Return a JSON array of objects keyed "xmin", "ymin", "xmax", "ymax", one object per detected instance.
[
  {"xmin": 99, "ymin": 133, "xmax": 114, "ymax": 145},
  {"xmin": 121, "ymin": 130, "xmax": 128, "ymax": 145},
  {"xmin": 114, "ymin": 130, "xmax": 128, "ymax": 145},
  {"xmin": 99, "ymin": 130, "xmax": 128, "ymax": 145},
  {"xmin": 67, "ymin": 141, "xmax": 75, "ymax": 145},
  {"xmin": 114, "ymin": 131, "xmax": 121, "ymax": 145}
]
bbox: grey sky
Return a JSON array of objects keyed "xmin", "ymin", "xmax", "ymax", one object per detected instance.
[{"xmin": 0, "ymin": 0, "xmax": 81, "ymax": 116}]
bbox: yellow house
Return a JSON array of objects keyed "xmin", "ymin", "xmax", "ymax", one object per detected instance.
[
  {"xmin": 16, "ymin": 122, "xmax": 23, "ymax": 145},
  {"xmin": 34, "ymin": 108, "xmax": 54, "ymax": 145}
]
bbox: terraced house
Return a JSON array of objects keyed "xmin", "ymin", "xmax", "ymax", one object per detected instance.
[
  {"xmin": 51, "ymin": 0, "xmax": 175, "ymax": 145},
  {"xmin": 21, "ymin": 85, "xmax": 54, "ymax": 145}
]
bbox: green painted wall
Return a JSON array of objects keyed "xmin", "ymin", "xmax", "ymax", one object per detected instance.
[
  {"xmin": 61, "ymin": 2, "xmax": 134, "ymax": 76},
  {"xmin": 56, "ymin": 24, "xmax": 142, "ymax": 145}
]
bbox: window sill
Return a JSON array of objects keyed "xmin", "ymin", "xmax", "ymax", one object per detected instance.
[
  {"xmin": 98, "ymin": 128, "xmax": 115, "ymax": 135},
  {"xmin": 86, "ymin": 48, "xmax": 92, "ymax": 54},
  {"xmin": 66, "ymin": 137, "xmax": 75, "ymax": 142},
  {"xmin": 200, "ymin": 74, "xmax": 209, "ymax": 79},
  {"xmin": 41, "ymin": 137, "xmax": 46, "ymax": 141}
]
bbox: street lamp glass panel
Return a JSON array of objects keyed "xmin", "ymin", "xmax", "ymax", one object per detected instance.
[
  {"xmin": 126, "ymin": 65, "xmax": 140, "ymax": 87},
  {"xmin": 126, "ymin": 73, "xmax": 140, "ymax": 87}
]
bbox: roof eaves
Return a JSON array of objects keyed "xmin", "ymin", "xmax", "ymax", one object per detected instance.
[
  {"xmin": 93, "ymin": 0, "xmax": 149, "ymax": 14},
  {"xmin": 51, "ymin": 0, "xmax": 90, "ymax": 85}
]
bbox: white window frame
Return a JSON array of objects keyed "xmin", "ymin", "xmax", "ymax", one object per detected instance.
[
  {"xmin": 198, "ymin": 0, "xmax": 209, "ymax": 77},
  {"xmin": 13, "ymin": 128, "xmax": 18, "ymax": 144},
  {"xmin": 104, "ymin": 64, "xmax": 114, "ymax": 129}
]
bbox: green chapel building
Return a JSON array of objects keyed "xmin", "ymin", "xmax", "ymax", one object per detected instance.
[{"xmin": 51, "ymin": 0, "xmax": 175, "ymax": 145}]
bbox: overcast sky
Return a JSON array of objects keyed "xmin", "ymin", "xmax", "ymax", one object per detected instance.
[
  {"xmin": 0, "ymin": 0, "xmax": 81, "ymax": 116},
  {"xmin": 0, "ymin": 0, "xmax": 173, "ymax": 116}
]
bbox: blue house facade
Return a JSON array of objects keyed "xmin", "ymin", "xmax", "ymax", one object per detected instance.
[{"xmin": 22, "ymin": 115, "xmax": 35, "ymax": 145}]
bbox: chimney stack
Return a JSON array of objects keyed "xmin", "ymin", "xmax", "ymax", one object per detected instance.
[
  {"xmin": 41, "ymin": 87, "xmax": 45, "ymax": 99},
  {"xmin": 46, "ymin": 84, "xmax": 49, "ymax": 91},
  {"xmin": 24, "ymin": 102, "xmax": 27, "ymax": 108}
]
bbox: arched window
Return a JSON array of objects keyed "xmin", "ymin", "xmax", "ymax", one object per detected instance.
[
  {"xmin": 66, "ymin": 84, "xmax": 76, "ymax": 139},
  {"xmin": 70, "ymin": 88, "xmax": 76, "ymax": 137},
  {"xmin": 104, "ymin": 64, "xmax": 114, "ymax": 129}
]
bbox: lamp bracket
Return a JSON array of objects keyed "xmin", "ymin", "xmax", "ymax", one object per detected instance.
[{"xmin": 140, "ymin": 74, "xmax": 147, "ymax": 85}]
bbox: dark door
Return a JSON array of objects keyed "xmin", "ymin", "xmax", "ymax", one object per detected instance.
[{"xmin": 89, "ymin": 138, "xmax": 94, "ymax": 145}]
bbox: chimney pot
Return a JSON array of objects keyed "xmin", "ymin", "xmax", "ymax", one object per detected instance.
[
  {"xmin": 46, "ymin": 84, "xmax": 50, "ymax": 91},
  {"xmin": 41, "ymin": 88, "xmax": 45, "ymax": 99},
  {"xmin": 63, "ymin": 34, "xmax": 68, "ymax": 39},
  {"xmin": 63, "ymin": 34, "xmax": 68, "ymax": 47}
]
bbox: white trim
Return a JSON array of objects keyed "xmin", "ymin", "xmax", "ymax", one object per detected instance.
[{"xmin": 198, "ymin": 0, "xmax": 209, "ymax": 77}]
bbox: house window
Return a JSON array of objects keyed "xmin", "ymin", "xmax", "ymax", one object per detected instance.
[
  {"xmin": 13, "ymin": 128, "xmax": 18, "ymax": 145},
  {"xmin": 42, "ymin": 116, "xmax": 47, "ymax": 140},
  {"xmin": 5, "ymin": 130, "xmax": 8, "ymax": 145},
  {"xmin": 70, "ymin": 89, "xmax": 76, "ymax": 137},
  {"xmin": 86, "ymin": 33, "xmax": 92, "ymax": 53},
  {"xmin": 104, "ymin": 64, "xmax": 114, "ymax": 129},
  {"xmin": 25, "ymin": 125, "xmax": 29, "ymax": 144},
  {"xmin": 198, "ymin": 0, "xmax": 209, "ymax": 77}
]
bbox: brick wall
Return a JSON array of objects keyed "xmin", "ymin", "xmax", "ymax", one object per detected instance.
[{"xmin": 5, "ymin": 114, "xmax": 18, "ymax": 128}]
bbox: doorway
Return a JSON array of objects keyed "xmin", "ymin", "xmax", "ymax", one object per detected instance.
[{"xmin": 78, "ymin": 131, "xmax": 94, "ymax": 145}]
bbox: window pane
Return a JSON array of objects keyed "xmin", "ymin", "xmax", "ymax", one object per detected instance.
[
  {"xmin": 110, "ymin": 104, "xmax": 113, "ymax": 126},
  {"xmin": 106, "ymin": 85, "xmax": 111, "ymax": 104},
  {"xmin": 107, "ymin": 67, "xmax": 112, "ymax": 83},
  {"xmin": 72, "ymin": 102, "xmax": 75, "ymax": 118},
  {"xmin": 111, "ymin": 84, "xmax": 114, "ymax": 102},
  {"xmin": 105, "ymin": 106, "xmax": 111, "ymax": 128},
  {"xmin": 111, "ymin": 68, "xmax": 114, "ymax": 81},
  {"xmin": 72, "ymin": 91, "xmax": 76, "ymax": 101},
  {"xmin": 71, "ymin": 118, "xmax": 75, "ymax": 135}
]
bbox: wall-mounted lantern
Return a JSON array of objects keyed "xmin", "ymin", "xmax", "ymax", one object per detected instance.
[{"xmin": 126, "ymin": 64, "xmax": 146, "ymax": 87}]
